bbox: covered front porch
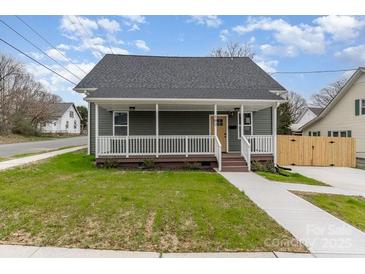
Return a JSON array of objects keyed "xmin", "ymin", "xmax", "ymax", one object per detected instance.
[{"xmin": 88, "ymin": 99, "xmax": 278, "ymax": 171}]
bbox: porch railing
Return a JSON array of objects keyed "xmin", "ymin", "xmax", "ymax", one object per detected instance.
[
  {"xmin": 246, "ymin": 135, "xmax": 273, "ymax": 154},
  {"xmin": 214, "ymin": 135, "xmax": 222, "ymax": 171},
  {"xmin": 96, "ymin": 135, "xmax": 216, "ymax": 157},
  {"xmin": 240, "ymin": 135, "xmax": 251, "ymax": 171}
]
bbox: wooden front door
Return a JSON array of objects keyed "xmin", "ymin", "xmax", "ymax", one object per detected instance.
[{"xmin": 210, "ymin": 115, "xmax": 227, "ymax": 152}]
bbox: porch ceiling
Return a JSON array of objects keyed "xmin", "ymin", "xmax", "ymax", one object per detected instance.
[{"xmin": 97, "ymin": 101, "xmax": 275, "ymax": 112}]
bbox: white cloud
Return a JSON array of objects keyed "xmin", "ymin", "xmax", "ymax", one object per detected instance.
[
  {"xmin": 121, "ymin": 15, "xmax": 146, "ymax": 24},
  {"xmin": 98, "ymin": 18, "xmax": 121, "ymax": 33},
  {"xmin": 254, "ymin": 56, "xmax": 279, "ymax": 74},
  {"xmin": 121, "ymin": 15, "xmax": 146, "ymax": 31},
  {"xmin": 57, "ymin": 44, "xmax": 70, "ymax": 50},
  {"xmin": 219, "ymin": 29, "xmax": 229, "ymax": 42},
  {"xmin": 60, "ymin": 16, "xmax": 128, "ymax": 58},
  {"xmin": 134, "ymin": 40, "xmax": 150, "ymax": 51},
  {"xmin": 314, "ymin": 15, "xmax": 365, "ymax": 41},
  {"xmin": 188, "ymin": 16, "xmax": 222, "ymax": 28},
  {"xmin": 46, "ymin": 48, "xmax": 67, "ymax": 62},
  {"xmin": 60, "ymin": 15, "xmax": 98, "ymax": 38},
  {"xmin": 233, "ymin": 17, "xmax": 325, "ymax": 56},
  {"xmin": 335, "ymin": 44, "xmax": 365, "ymax": 63}
]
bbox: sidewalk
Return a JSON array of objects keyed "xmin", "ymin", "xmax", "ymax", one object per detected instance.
[
  {"xmin": 0, "ymin": 146, "xmax": 86, "ymax": 171},
  {"xmin": 220, "ymin": 172, "xmax": 365, "ymax": 256},
  {"xmin": 0, "ymin": 244, "xmax": 315, "ymax": 258}
]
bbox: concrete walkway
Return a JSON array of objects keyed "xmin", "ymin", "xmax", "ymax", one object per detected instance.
[
  {"xmin": 0, "ymin": 146, "xmax": 86, "ymax": 171},
  {"xmin": 0, "ymin": 244, "xmax": 315, "ymax": 258},
  {"xmin": 289, "ymin": 166, "xmax": 365, "ymax": 193},
  {"xmin": 0, "ymin": 136, "xmax": 87, "ymax": 158},
  {"xmin": 220, "ymin": 172, "xmax": 365, "ymax": 256}
]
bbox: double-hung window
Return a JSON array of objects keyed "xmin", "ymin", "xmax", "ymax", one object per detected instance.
[
  {"xmin": 238, "ymin": 112, "xmax": 252, "ymax": 138},
  {"xmin": 114, "ymin": 112, "xmax": 128, "ymax": 136},
  {"xmin": 69, "ymin": 111, "xmax": 74, "ymax": 118},
  {"xmin": 362, "ymin": 99, "xmax": 365, "ymax": 115}
]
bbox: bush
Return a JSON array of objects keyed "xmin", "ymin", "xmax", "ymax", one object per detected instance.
[
  {"xmin": 251, "ymin": 160, "xmax": 276, "ymax": 173},
  {"xmin": 183, "ymin": 162, "xmax": 203, "ymax": 170},
  {"xmin": 11, "ymin": 119, "xmax": 40, "ymax": 136},
  {"xmin": 142, "ymin": 159, "xmax": 155, "ymax": 169}
]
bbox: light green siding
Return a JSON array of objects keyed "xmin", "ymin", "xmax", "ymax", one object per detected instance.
[
  {"xmin": 253, "ymin": 107, "xmax": 272, "ymax": 135},
  {"xmin": 89, "ymin": 107, "xmax": 273, "ymax": 155}
]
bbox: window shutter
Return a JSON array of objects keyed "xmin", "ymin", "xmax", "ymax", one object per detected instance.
[
  {"xmin": 309, "ymin": 131, "xmax": 312, "ymax": 136},
  {"xmin": 355, "ymin": 99, "xmax": 360, "ymax": 116}
]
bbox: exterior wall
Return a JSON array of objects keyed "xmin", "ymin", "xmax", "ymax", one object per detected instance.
[
  {"xmin": 41, "ymin": 105, "xmax": 81, "ymax": 134},
  {"xmin": 253, "ymin": 107, "xmax": 272, "ymax": 135},
  {"xmin": 303, "ymin": 74, "xmax": 365, "ymax": 158},
  {"xmin": 89, "ymin": 107, "xmax": 273, "ymax": 155},
  {"xmin": 89, "ymin": 103, "xmax": 95, "ymax": 154}
]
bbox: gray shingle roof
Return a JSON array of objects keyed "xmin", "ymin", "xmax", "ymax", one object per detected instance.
[
  {"xmin": 308, "ymin": 107, "xmax": 323, "ymax": 116},
  {"xmin": 75, "ymin": 54, "xmax": 286, "ymax": 100},
  {"xmin": 50, "ymin": 103, "xmax": 73, "ymax": 118}
]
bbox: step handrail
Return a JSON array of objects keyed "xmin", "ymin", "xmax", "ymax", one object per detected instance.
[
  {"xmin": 240, "ymin": 134, "xmax": 251, "ymax": 171},
  {"xmin": 214, "ymin": 135, "xmax": 222, "ymax": 171}
]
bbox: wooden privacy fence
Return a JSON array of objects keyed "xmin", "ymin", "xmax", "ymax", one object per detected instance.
[{"xmin": 277, "ymin": 135, "xmax": 356, "ymax": 167}]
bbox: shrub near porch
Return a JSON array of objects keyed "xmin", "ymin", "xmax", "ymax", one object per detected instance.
[{"xmin": 0, "ymin": 151, "xmax": 305, "ymax": 252}]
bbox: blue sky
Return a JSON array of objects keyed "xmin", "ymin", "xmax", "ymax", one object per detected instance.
[{"xmin": 1, "ymin": 15, "xmax": 365, "ymax": 106}]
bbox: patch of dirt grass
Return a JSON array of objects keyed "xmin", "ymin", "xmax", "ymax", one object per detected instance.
[{"xmin": 0, "ymin": 151, "xmax": 306, "ymax": 253}]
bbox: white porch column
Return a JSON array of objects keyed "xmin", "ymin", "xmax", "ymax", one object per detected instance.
[
  {"xmin": 95, "ymin": 103, "xmax": 99, "ymax": 157},
  {"xmin": 240, "ymin": 104, "xmax": 244, "ymax": 137},
  {"xmin": 272, "ymin": 103, "xmax": 278, "ymax": 165},
  {"xmin": 87, "ymin": 101, "xmax": 90, "ymax": 155},
  {"xmin": 214, "ymin": 104, "xmax": 217, "ymax": 137},
  {"xmin": 156, "ymin": 104, "xmax": 159, "ymax": 157}
]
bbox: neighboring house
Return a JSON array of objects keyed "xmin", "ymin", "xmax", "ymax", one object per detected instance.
[
  {"xmin": 74, "ymin": 54, "xmax": 286, "ymax": 171},
  {"xmin": 301, "ymin": 67, "xmax": 365, "ymax": 159},
  {"xmin": 291, "ymin": 106, "xmax": 323, "ymax": 135},
  {"xmin": 41, "ymin": 102, "xmax": 81, "ymax": 134}
]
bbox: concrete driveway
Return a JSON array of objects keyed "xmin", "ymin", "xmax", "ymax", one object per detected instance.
[
  {"xmin": 290, "ymin": 166, "xmax": 365, "ymax": 193},
  {"xmin": 0, "ymin": 136, "xmax": 87, "ymax": 158}
]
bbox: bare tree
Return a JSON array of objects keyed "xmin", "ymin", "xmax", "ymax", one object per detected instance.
[
  {"xmin": 210, "ymin": 41, "xmax": 255, "ymax": 59},
  {"xmin": 285, "ymin": 91, "xmax": 307, "ymax": 121},
  {"xmin": 311, "ymin": 79, "xmax": 346, "ymax": 108},
  {"xmin": 0, "ymin": 54, "xmax": 61, "ymax": 135}
]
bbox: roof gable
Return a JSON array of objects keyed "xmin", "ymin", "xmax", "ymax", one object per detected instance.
[
  {"xmin": 51, "ymin": 103, "xmax": 81, "ymax": 120},
  {"xmin": 75, "ymin": 54, "xmax": 286, "ymax": 100},
  {"xmin": 301, "ymin": 67, "xmax": 365, "ymax": 130}
]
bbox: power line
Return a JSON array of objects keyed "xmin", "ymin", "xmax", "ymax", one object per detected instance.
[
  {"xmin": 271, "ymin": 68, "xmax": 357, "ymax": 75},
  {"xmin": 15, "ymin": 15, "xmax": 88, "ymax": 75},
  {"xmin": 75, "ymin": 15, "xmax": 114, "ymax": 55},
  {"xmin": 0, "ymin": 38, "xmax": 77, "ymax": 85},
  {"xmin": 0, "ymin": 18, "xmax": 81, "ymax": 81}
]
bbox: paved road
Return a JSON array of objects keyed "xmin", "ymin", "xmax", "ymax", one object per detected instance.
[
  {"xmin": 290, "ymin": 166, "xmax": 365, "ymax": 193},
  {"xmin": 0, "ymin": 136, "xmax": 87, "ymax": 157}
]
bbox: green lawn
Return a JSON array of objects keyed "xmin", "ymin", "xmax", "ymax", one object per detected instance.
[
  {"xmin": 296, "ymin": 192, "xmax": 365, "ymax": 232},
  {"xmin": 0, "ymin": 150, "xmax": 305, "ymax": 253},
  {"xmin": 256, "ymin": 169, "xmax": 328, "ymax": 186}
]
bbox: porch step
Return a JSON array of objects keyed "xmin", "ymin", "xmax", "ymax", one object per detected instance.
[
  {"xmin": 221, "ymin": 154, "xmax": 248, "ymax": 172},
  {"xmin": 222, "ymin": 160, "xmax": 246, "ymax": 166},
  {"xmin": 221, "ymin": 166, "xmax": 249, "ymax": 172}
]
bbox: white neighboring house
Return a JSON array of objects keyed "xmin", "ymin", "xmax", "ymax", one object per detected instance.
[
  {"xmin": 301, "ymin": 67, "xmax": 365, "ymax": 159},
  {"xmin": 291, "ymin": 106, "xmax": 323, "ymax": 135},
  {"xmin": 41, "ymin": 103, "xmax": 81, "ymax": 134}
]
